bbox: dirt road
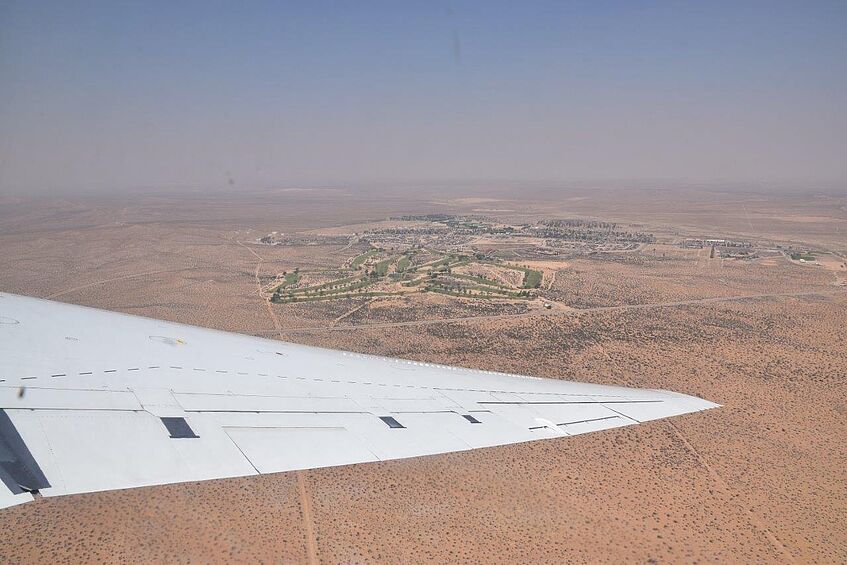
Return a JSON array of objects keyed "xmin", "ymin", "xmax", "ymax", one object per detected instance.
[{"xmin": 276, "ymin": 289, "xmax": 844, "ymax": 334}]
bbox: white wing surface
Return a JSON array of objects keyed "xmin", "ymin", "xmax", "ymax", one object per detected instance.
[{"xmin": 0, "ymin": 292, "xmax": 718, "ymax": 509}]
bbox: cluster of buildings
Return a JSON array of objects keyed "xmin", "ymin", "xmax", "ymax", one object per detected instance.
[
  {"xmin": 258, "ymin": 233, "xmax": 350, "ymax": 246},
  {"xmin": 680, "ymin": 238, "xmax": 752, "ymax": 249}
]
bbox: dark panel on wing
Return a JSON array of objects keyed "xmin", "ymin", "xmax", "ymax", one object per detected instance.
[
  {"xmin": 160, "ymin": 417, "xmax": 199, "ymax": 439},
  {"xmin": 379, "ymin": 416, "xmax": 405, "ymax": 429},
  {"xmin": 0, "ymin": 410, "xmax": 51, "ymax": 494}
]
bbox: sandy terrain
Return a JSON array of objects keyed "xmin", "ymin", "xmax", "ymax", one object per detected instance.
[{"xmin": 0, "ymin": 186, "xmax": 845, "ymax": 563}]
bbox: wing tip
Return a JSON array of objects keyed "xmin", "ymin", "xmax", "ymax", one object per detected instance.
[{"xmin": 609, "ymin": 389, "xmax": 721, "ymax": 424}]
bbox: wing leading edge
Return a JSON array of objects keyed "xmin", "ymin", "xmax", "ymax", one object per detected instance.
[{"xmin": 0, "ymin": 292, "xmax": 718, "ymax": 509}]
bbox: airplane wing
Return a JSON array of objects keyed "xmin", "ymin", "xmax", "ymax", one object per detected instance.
[{"xmin": 0, "ymin": 292, "xmax": 718, "ymax": 509}]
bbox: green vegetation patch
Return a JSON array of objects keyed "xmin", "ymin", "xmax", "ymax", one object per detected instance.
[
  {"xmin": 500, "ymin": 263, "xmax": 543, "ymax": 288},
  {"xmin": 450, "ymin": 273, "xmax": 509, "ymax": 288},
  {"xmin": 296, "ymin": 277, "xmax": 375, "ymax": 296},
  {"xmin": 350, "ymin": 249, "xmax": 378, "ymax": 269},
  {"xmin": 401, "ymin": 276, "xmax": 427, "ymax": 287},
  {"xmin": 522, "ymin": 269, "xmax": 542, "ymax": 288},
  {"xmin": 271, "ymin": 271, "xmax": 301, "ymax": 292},
  {"xmin": 373, "ymin": 258, "xmax": 393, "ymax": 277},
  {"xmin": 395, "ymin": 256, "xmax": 411, "ymax": 272},
  {"xmin": 790, "ymin": 252, "xmax": 816, "ymax": 261},
  {"xmin": 425, "ymin": 285, "xmax": 530, "ymax": 300},
  {"xmin": 290, "ymin": 275, "xmax": 358, "ymax": 294},
  {"xmin": 273, "ymin": 290, "xmax": 409, "ymax": 304},
  {"xmin": 271, "ymin": 250, "xmax": 538, "ymax": 306}
]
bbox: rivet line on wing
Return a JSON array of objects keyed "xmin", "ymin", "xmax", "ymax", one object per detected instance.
[{"xmin": 0, "ymin": 366, "xmax": 631, "ymax": 399}]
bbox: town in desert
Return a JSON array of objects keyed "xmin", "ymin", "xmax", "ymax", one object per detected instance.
[{"xmin": 0, "ymin": 184, "xmax": 844, "ymax": 562}]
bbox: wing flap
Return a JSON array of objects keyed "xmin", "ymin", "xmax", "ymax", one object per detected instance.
[
  {"xmin": 175, "ymin": 393, "xmax": 363, "ymax": 414},
  {"xmin": 0, "ymin": 386, "xmax": 142, "ymax": 411},
  {"xmin": 225, "ymin": 426, "xmax": 379, "ymax": 473},
  {"xmin": 560, "ymin": 415, "xmax": 631, "ymax": 435},
  {"xmin": 343, "ymin": 412, "xmax": 474, "ymax": 459},
  {"xmin": 6, "ymin": 409, "xmax": 257, "ymax": 499}
]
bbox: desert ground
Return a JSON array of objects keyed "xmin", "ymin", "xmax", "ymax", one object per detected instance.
[{"xmin": 0, "ymin": 185, "xmax": 845, "ymax": 563}]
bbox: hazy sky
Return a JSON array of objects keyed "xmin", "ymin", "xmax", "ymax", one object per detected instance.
[{"xmin": 1, "ymin": 1, "xmax": 845, "ymax": 194}]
